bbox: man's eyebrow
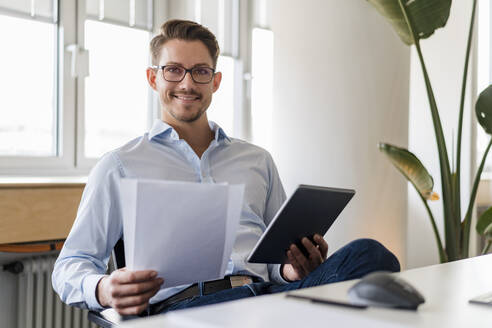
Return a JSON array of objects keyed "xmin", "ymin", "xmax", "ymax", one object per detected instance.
[
  {"xmin": 164, "ymin": 62, "xmax": 212, "ymax": 68},
  {"xmin": 191, "ymin": 63, "xmax": 213, "ymax": 68}
]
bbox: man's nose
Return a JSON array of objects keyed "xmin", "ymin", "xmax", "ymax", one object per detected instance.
[{"xmin": 178, "ymin": 71, "xmax": 195, "ymax": 89}]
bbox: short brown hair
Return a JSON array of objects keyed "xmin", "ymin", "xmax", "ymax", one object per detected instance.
[{"xmin": 150, "ymin": 19, "xmax": 220, "ymax": 68}]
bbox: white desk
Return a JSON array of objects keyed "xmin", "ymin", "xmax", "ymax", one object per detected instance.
[{"xmin": 121, "ymin": 254, "xmax": 492, "ymax": 327}]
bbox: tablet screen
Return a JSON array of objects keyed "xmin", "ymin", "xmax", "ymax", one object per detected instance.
[{"xmin": 247, "ymin": 185, "xmax": 355, "ymax": 264}]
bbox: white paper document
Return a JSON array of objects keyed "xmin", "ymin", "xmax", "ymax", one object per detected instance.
[{"xmin": 120, "ymin": 179, "xmax": 244, "ymax": 288}]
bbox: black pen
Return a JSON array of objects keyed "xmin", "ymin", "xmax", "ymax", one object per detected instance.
[{"xmin": 286, "ymin": 294, "xmax": 368, "ymax": 309}]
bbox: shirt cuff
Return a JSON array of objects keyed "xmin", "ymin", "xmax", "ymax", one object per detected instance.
[
  {"xmin": 82, "ymin": 274, "xmax": 108, "ymax": 311},
  {"xmin": 269, "ymin": 264, "xmax": 289, "ymax": 285}
]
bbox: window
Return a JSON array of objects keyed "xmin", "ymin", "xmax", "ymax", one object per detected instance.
[
  {"xmin": 251, "ymin": 28, "xmax": 274, "ymax": 152},
  {"xmin": 0, "ymin": 0, "xmax": 251, "ymax": 175},
  {"xmin": 249, "ymin": 0, "xmax": 274, "ymax": 151},
  {"xmin": 0, "ymin": 5, "xmax": 58, "ymax": 157},
  {"xmin": 83, "ymin": 20, "xmax": 150, "ymax": 159},
  {"xmin": 198, "ymin": 0, "xmax": 240, "ymax": 137},
  {"xmin": 79, "ymin": 0, "xmax": 154, "ymax": 163},
  {"xmin": 208, "ymin": 55, "xmax": 235, "ymax": 135},
  {"xmin": 0, "ymin": 0, "xmax": 160, "ymax": 174}
]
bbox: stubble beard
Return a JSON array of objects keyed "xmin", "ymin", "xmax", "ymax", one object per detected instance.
[
  {"xmin": 168, "ymin": 105, "xmax": 205, "ymax": 123},
  {"xmin": 163, "ymin": 89, "xmax": 210, "ymax": 123},
  {"xmin": 165, "ymin": 100, "xmax": 205, "ymax": 123}
]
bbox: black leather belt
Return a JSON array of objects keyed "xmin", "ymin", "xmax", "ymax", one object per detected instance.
[{"xmin": 148, "ymin": 275, "xmax": 257, "ymax": 315}]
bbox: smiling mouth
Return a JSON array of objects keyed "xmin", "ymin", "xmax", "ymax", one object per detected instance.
[{"xmin": 173, "ymin": 94, "xmax": 200, "ymax": 101}]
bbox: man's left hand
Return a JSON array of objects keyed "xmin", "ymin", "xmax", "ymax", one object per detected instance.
[{"xmin": 281, "ymin": 234, "xmax": 328, "ymax": 282}]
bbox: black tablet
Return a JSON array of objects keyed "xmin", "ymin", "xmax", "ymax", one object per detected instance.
[{"xmin": 247, "ymin": 185, "xmax": 355, "ymax": 264}]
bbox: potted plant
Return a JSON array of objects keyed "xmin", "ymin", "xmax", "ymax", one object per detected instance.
[{"xmin": 367, "ymin": 0, "xmax": 492, "ymax": 262}]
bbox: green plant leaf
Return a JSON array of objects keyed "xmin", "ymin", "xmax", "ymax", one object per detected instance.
[
  {"xmin": 477, "ymin": 206, "xmax": 492, "ymax": 237},
  {"xmin": 476, "ymin": 85, "xmax": 492, "ymax": 135},
  {"xmin": 379, "ymin": 143, "xmax": 439, "ymax": 200},
  {"xmin": 367, "ymin": 0, "xmax": 452, "ymax": 45}
]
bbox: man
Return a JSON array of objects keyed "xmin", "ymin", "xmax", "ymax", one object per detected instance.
[{"xmin": 52, "ymin": 19, "xmax": 400, "ymax": 317}]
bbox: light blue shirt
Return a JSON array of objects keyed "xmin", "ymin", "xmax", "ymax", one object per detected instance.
[{"xmin": 52, "ymin": 119, "xmax": 287, "ymax": 311}]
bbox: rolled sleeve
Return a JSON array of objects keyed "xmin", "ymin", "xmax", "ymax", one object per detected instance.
[
  {"xmin": 268, "ymin": 263, "xmax": 289, "ymax": 285},
  {"xmin": 82, "ymin": 274, "xmax": 108, "ymax": 311}
]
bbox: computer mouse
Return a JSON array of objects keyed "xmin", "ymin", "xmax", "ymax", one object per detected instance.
[{"xmin": 348, "ymin": 271, "xmax": 425, "ymax": 310}]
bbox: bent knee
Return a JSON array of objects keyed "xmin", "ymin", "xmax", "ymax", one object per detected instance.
[{"xmin": 349, "ymin": 238, "xmax": 401, "ymax": 272}]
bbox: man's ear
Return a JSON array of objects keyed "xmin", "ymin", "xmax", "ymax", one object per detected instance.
[
  {"xmin": 146, "ymin": 68, "xmax": 157, "ymax": 91},
  {"xmin": 212, "ymin": 71, "xmax": 222, "ymax": 93}
]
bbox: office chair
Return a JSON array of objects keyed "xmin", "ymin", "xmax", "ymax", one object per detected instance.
[{"xmin": 87, "ymin": 238, "xmax": 125, "ymax": 328}]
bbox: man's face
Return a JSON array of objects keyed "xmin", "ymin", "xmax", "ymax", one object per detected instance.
[{"xmin": 147, "ymin": 39, "xmax": 221, "ymax": 124}]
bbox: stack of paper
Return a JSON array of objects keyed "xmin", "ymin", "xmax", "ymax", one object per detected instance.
[{"xmin": 120, "ymin": 179, "xmax": 244, "ymax": 288}]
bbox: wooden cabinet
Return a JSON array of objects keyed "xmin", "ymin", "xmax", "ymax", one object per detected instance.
[{"xmin": 0, "ymin": 182, "xmax": 85, "ymax": 244}]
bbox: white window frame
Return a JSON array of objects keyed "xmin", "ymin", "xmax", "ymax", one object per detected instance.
[
  {"xmin": 75, "ymin": 0, "xmax": 156, "ymax": 170},
  {"xmin": 0, "ymin": 0, "xmax": 164, "ymax": 176},
  {"xmin": 0, "ymin": 0, "xmax": 77, "ymax": 176},
  {"xmin": 194, "ymin": 0, "xmax": 246, "ymax": 139},
  {"xmin": 0, "ymin": 0, "xmax": 255, "ymax": 176},
  {"xmin": 242, "ymin": 0, "xmax": 273, "ymax": 143}
]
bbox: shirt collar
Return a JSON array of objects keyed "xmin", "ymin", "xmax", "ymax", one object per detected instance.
[
  {"xmin": 148, "ymin": 119, "xmax": 174, "ymax": 140},
  {"xmin": 208, "ymin": 120, "xmax": 231, "ymax": 142},
  {"xmin": 148, "ymin": 119, "xmax": 231, "ymax": 143}
]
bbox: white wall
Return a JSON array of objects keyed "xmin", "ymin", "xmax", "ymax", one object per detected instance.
[
  {"xmin": 407, "ymin": 1, "xmax": 475, "ymax": 268},
  {"xmin": 269, "ymin": 0, "xmax": 410, "ymax": 266}
]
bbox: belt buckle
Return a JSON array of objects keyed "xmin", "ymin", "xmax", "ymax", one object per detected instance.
[{"xmin": 229, "ymin": 275, "xmax": 253, "ymax": 288}]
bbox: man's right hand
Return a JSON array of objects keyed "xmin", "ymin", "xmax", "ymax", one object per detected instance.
[{"xmin": 96, "ymin": 268, "xmax": 164, "ymax": 315}]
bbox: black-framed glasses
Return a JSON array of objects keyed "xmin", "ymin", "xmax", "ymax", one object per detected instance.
[{"xmin": 151, "ymin": 65, "xmax": 215, "ymax": 84}]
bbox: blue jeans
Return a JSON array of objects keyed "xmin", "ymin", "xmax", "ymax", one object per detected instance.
[{"xmin": 156, "ymin": 238, "xmax": 400, "ymax": 314}]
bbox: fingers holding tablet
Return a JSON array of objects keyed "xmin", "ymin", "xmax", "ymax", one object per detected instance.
[
  {"xmin": 284, "ymin": 234, "xmax": 330, "ymax": 280},
  {"xmin": 313, "ymin": 234, "xmax": 329, "ymax": 259}
]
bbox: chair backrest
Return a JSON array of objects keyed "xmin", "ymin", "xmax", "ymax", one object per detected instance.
[{"xmin": 112, "ymin": 238, "xmax": 125, "ymax": 269}]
